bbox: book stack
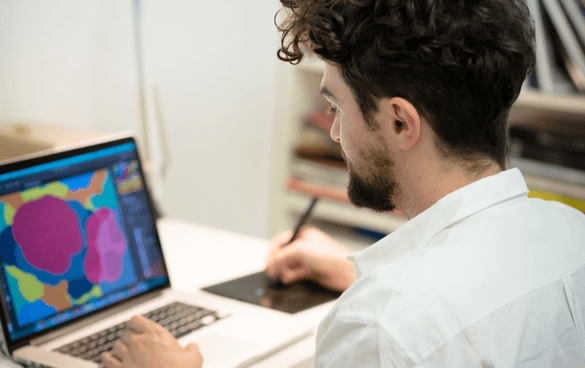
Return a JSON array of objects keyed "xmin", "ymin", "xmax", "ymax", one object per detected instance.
[
  {"xmin": 288, "ymin": 112, "xmax": 350, "ymax": 201},
  {"xmin": 510, "ymin": 121, "xmax": 585, "ymax": 171},
  {"xmin": 509, "ymin": 121, "xmax": 585, "ymax": 212},
  {"xmin": 526, "ymin": 0, "xmax": 585, "ymax": 93}
]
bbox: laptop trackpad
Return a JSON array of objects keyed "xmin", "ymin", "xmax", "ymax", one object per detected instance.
[{"xmin": 195, "ymin": 334, "xmax": 256, "ymax": 367}]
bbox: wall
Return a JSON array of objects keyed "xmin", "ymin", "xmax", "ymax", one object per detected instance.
[
  {"xmin": 0, "ymin": 2, "xmax": 137, "ymax": 131},
  {"xmin": 0, "ymin": 1, "xmax": 282, "ymax": 239}
]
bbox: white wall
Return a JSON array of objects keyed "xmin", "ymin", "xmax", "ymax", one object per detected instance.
[
  {"xmin": 0, "ymin": 1, "xmax": 282, "ymax": 239},
  {"xmin": 141, "ymin": 1, "xmax": 281, "ymax": 237}
]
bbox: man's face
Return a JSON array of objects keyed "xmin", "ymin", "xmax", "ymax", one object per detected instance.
[{"xmin": 320, "ymin": 63, "xmax": 398, "ymax": 213}]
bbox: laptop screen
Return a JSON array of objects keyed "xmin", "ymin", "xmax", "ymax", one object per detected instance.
[{"xmin": 0, "ymin": 137, "xmax": 170, "ymax": 343}]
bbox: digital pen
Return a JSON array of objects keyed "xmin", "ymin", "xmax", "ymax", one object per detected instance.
[
  {"xmin": 264, "ymin": 196, "xmax": 319, "ymax": 287},
  {"xmin": 287, "ymin": 196, "xmax": 319, "ymax": 245}
]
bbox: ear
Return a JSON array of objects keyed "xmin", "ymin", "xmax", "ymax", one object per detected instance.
[{"xmin": 383, "ymin": 97, "xmax": 422, "ymax": 151}]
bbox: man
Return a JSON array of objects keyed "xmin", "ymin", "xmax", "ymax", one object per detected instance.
[{"xmin": 104, "ymin": 0, "xmax": 585, "ymax": 367}]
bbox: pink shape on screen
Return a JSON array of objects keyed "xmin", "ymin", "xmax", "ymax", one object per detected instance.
[
  {"xmin": 83, "ymin": 208, "xmax": 127, "ymax": 284},
  {"xmin": 12, "ymin": 196, "xmax": 83, "ymax": 275}
]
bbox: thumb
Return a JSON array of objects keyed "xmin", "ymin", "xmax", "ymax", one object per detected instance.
[
  {"xmin": 185, "ymin": 342, "xmax": 201, "ymax": 353},
  {"xmin": 185, "ymin": 343, "xmax": 204, "ymax": 368}
]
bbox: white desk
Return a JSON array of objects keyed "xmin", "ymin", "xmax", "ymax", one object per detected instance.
[{"xmin": 156, "ymin": 217, "xmax": 332, "ymax": 368}]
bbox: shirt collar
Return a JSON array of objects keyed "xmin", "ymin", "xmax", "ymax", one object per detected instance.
[{"xmin": 348, "ymin": 168, "xmax": 529, "ymax": 279}]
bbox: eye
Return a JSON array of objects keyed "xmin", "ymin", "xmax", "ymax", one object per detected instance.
[{"xmin": 327, "ymin": 104, "xmax": 339, "ymax": 116}]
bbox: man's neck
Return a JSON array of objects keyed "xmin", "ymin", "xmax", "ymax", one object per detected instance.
[{"xmin": 397, "ymin": 159, "xmax": 503, "ymax": 219}]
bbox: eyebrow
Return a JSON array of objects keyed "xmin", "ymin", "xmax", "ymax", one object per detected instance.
[{"xmin": 319, "ymin": 85, "xmax": 339, "ymax": 104}]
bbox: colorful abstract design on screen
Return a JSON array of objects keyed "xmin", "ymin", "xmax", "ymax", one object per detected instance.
[{"xmin": 0, "ymin": 169, "xmax": 136, "ymax": 327}]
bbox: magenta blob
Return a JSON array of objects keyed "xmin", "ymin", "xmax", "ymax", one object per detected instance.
[
  {"xmin": 103, "ymin": 251, "xmax": 122, "ymax": 281},
  {"xmin": 12, "ymin": 196, "xmax": 83, "ymax": 275},
  {"xmin": 83, "ymin": 208, "xmax": 127, "ymax": 284},
  {"xmin": 83, "ymin": 245, "xmax": 102, "ymax": 284}
]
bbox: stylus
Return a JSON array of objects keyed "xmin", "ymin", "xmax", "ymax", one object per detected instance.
[
  {"xmin": 287, "ymin": 196, "xmax": 319, "ymax": 245},
  {"xmin": 265, "ymin": 197, "xmax": 319, "ymax": 287}
]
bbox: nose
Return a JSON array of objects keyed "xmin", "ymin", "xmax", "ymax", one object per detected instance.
[{"xmin": 329, "ymin": 116, "xmax": 340, "ymax": 143}]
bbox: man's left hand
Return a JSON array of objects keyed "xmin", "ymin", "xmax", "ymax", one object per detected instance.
[{"xmin": 102, "ymin": 315, "xmax": 203, "ymax": 368}]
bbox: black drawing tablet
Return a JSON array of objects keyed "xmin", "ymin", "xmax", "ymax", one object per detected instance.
[{"xmin": 201, "ymin": 271, "xmax": 341, "ymax": 314}]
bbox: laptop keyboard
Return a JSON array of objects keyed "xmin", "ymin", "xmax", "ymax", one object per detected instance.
[{"xmin": 54, "ymin": 301, "xmax": 224, "ymax": 364}]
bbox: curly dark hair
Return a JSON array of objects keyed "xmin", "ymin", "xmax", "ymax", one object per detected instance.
[{"xmin": 276, "ymin": 0, "xmax": 535, "ymax": 170}]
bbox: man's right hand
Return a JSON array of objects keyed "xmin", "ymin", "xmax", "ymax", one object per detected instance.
[{"xmin": 265, "ymin": 226, "xmax": 355, "ymax": 292}]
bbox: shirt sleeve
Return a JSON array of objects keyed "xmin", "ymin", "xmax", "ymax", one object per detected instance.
[{"xmin": 315, "ymin": 315, "xmax": 411, "ymax": 368}]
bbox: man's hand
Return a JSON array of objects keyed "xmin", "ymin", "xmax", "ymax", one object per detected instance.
[
  {"xmin": 102, "ymin": 315, "xmax": 203, "ymax": 368},
  {"xmin": 265, "ymin": 226, "xmax": 354, "ymax": 292}
]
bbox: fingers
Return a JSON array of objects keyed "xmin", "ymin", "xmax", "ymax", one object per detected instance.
[
  {"xmin": 267, "ymin": 245, "xmax": 313, "ymax": 284},
  {"xmin": 266, "ymin": 227, "xmax": 328, "ymax": 282},
  {"xmin": 113, "ymin": 339, "xmax": 129, "ymax": 360},
  {"xmin": 266, "ymin": 230, "xmax": 294, "ymax": 276},
  {"xmin": 102, "ymin": 352, "xmax": 122, "ymax": 368},
  {"xmin": 126, "ymin": 314, "xmax": 159, "ymax": 333},
  {"xmin": 185, "ymin": 342, "xmax": 200, "ymax": 353},
  {"xmin": 266, "ymin": 242, "xmax": 297, "ymax": 277},
  {"xmin": 269, "ymin": 230, "xmax": 294, "ymax": 248},
  {"xmin": 101, "ymin": 340, "xmax": 128, "ymax": 368},
  {"xmin": 186, "ymin": 343, "xmax": 204, "ymax": 368},
  {"xmin": 280, "ymin": 262, "xmax": 312, "ymax": 284},
  {"xmin": 119, "ymin": 330, "xmax": 134, "ymax": 346}
]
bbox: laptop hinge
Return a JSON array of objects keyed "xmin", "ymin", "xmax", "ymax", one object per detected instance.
[{"xmin": 29, "ymin": 289, "xmax": 165, "ymax": 346}]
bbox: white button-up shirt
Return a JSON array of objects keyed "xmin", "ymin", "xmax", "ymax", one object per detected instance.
[{"xmin": 315, "ymin": 168, "xmax": 585, "ymax": 367}]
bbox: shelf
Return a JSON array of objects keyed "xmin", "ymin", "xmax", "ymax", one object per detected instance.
[
  {"xmin": 287, "ymin": 176, "xmax": 348, "ymax": 202},
  {"xmin": 510, "ymin": 157, "xmax": 585, "ymax": 187},
  {"xmin": 516, "ymin": 91, "xmax": 585, "ymax": 114},
  {"xmin": 511, "ymin": 157, "xmax": 585, "ymax": 211},
  {"xmin": 510, "ymin": 91, "xmax": 585, "ymax": 124}
]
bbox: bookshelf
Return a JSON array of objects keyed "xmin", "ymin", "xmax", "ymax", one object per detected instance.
[{"xmin": 269, "ymin": 29, "xmax": 585, "ymax": 245}]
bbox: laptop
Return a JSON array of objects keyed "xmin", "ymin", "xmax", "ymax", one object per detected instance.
[{"xmin": 0, "ymin": 133, "xmax": 314, "ymax": 368}]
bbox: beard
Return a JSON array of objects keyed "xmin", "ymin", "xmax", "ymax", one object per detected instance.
[{"xmin": 346, "ymin": 147, "xmax": 398, "ymax": 213}]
